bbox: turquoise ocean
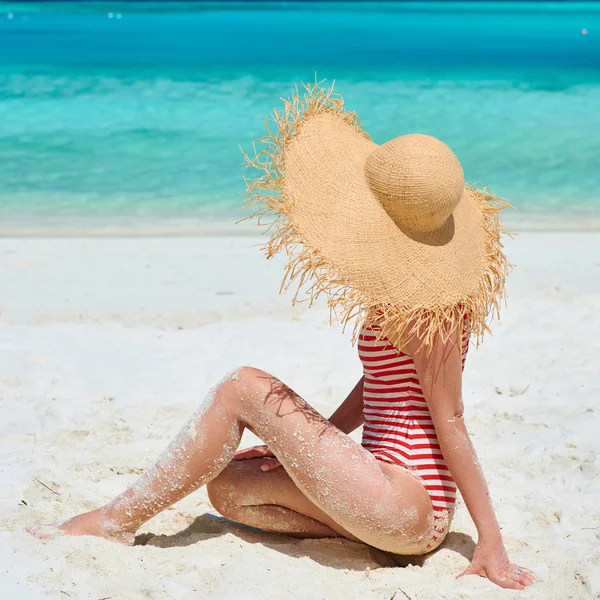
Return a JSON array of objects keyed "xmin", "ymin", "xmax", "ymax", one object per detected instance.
[{"xmin": 1, "ymin": 1, "xmax": 599, "ymax": 232}]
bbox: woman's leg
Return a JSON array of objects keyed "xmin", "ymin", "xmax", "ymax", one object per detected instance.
[
  {"xmin": 28, "ymin": 367, "xmax": 434, "ymax": 553},
  {"xmin": 207, "ymin": 457, "xmax": 355, "ymax": 539}
]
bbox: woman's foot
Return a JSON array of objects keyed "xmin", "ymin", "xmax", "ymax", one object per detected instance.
[{"xmin": 26, "ymin": 508, "xmax": 137, "ymax": 546}]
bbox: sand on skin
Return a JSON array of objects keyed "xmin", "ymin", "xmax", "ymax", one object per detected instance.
[{"xmin": 0, "ymin": 232, "xmax": 599, "ymax": 599}]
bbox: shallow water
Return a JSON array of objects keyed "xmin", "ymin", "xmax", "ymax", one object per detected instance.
[{"xmin": 1, "ymin": 2, "xmax": 599, "ymax": 230}]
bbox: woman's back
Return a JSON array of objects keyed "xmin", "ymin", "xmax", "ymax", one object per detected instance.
[{"xmin": 359, "ymin": 322, "xmax": 470, "ymax": 542}]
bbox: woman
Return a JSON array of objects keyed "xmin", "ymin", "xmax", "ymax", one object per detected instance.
[{"xmin": 29, "ymin": 82, "xmax": 534, "ymax": 590}]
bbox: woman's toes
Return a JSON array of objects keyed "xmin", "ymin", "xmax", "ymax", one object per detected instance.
[{"xmin": 26, "ymin": 524, "xmax": 65, "ymax": 540}]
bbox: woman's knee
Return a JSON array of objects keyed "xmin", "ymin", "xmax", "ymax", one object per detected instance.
[
  {"xmin": 204, "ymin": 367, "xmax": 270, "ymax": 417},
  {"xmin": 207, "ymin": 463, "xmax": 242, "ymax": 517},
  {"xmin": 228, "ymin": 366, "xmax": 268, "ymax": 386},
  {"xmin": 224, "ymin": 366, "xmax": 274, "ymax": 411}
]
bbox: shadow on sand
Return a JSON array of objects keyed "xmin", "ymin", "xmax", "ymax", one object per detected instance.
[{"xmin": 134, "ymin": 513, "xmax": 476, "ymax": 572}]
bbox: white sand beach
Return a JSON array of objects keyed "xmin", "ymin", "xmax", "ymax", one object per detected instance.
[{"xmin": 1, "ymin": 231, "xmax": 599, "ymax": 599}]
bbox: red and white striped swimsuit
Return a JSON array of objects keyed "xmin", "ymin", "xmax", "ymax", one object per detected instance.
[{"xmin": 359, "ymin": 321, "xmax": 469, "ymax": 549}]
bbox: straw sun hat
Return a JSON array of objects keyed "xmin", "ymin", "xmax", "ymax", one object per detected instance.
[{"xmin": 243, "ymin": 81, "xmax": 511, "ymax": 352}]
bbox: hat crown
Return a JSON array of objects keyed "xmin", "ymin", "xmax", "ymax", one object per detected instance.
[{"xmin": 364, "ymin": 134, "xmax": 465, "ymax": 233}]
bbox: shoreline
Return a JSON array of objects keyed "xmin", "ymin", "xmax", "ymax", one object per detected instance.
[{"xmin": 2, "ymin": 217, "xmax": 600, "ymax": 238}]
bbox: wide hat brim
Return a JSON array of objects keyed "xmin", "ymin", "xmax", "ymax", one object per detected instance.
[{"xmin": 244, "ymin": 82, "xmax": 511, "ymax": 351}]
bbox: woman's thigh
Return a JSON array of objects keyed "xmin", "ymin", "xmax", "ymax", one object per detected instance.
[{"xmin": 222, "ymin": 367, "xmax": 434, "ymax": 554}]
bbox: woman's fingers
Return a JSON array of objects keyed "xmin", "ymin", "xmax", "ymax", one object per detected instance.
[
  {"xmin": 234, "ymin": 445, "xmax": 273, "ymax": 460},
  {"xmin": 233, "ymin": 448, "xmax": 258, "ymax": 460},
  {"xmin": 458, "ymin": 564, "xmax": 534, "ymax": 590},
  {"xmin": 495, "ymin": 565, "xmax": 535, "ymax": 590},
  {"xmin": 260, "ymin": 458, "xmax": 282, "ymax": 472},
  {"xmin": 234, "ymin": 446, "xmax": 282, "ymax": 471},
  {"xmin": 456, "ymin": 563, "xmax": 480, "ymax": 579},
  {"xmin": 510, "ymin": 566, "xmax": 535, "ymax": 587},
  {"xmin": 458, "ymin": 555, "xmax": 535, "ymax": 590},
  {"xmin": 504, "ymin": 579, "xmax": 525, "ymax": 590}
]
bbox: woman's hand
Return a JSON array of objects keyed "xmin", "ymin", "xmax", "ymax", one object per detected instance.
[
  {"xmin": 234, "ymin": 445, "xmax": 282, "ymax": 472},
  {"xmin": 458, "ymin": 539, "xmax": 535, "ymax": 590}
]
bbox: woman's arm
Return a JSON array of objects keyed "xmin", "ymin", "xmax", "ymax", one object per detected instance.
[
  {"xmin": 327, "ymin": 376, "xmax": 365, "ymax": 433},
  {"xmin": 408, "ymin": 328, "xmax": 534, "ymax": 590}
]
